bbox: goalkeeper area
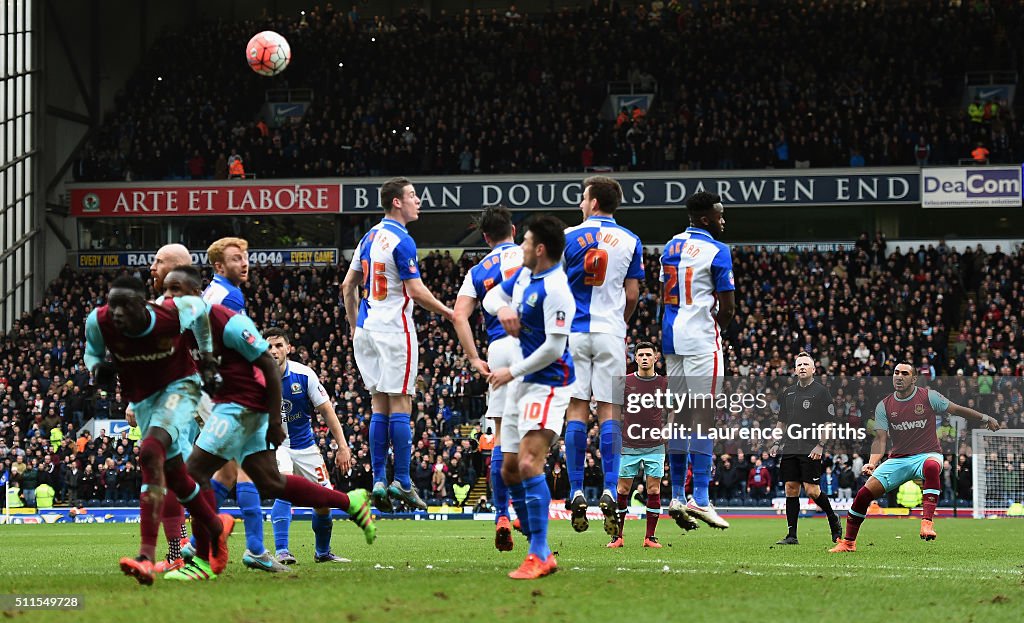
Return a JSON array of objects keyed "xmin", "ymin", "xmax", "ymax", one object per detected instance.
[
  {"xmin": 973, "ymin": 429, "xmax": 1024, "ymax": 518},
  {"xmin": 3, "ymin": 520, "xmax": 1020, "ymax": 622}
]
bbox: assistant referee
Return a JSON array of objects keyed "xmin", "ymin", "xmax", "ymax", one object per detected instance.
[{"xmin": 769, "ymin": 351, "xmax": 842, "ymax": 544}]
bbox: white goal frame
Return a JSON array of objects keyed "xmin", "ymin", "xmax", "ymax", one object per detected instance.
[{"xmin": 972, "ymin": 428, "xmax": 1024, "ymax": 518}]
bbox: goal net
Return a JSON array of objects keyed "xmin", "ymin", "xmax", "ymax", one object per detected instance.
[{"xmin": 972, "ymin": 429, "xmax": 1024, "ymax": 518}]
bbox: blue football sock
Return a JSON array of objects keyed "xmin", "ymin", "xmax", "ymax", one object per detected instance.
[
  {"xmin": 508, "ymin": 481, "xmax": 530, "ymax": 539},
  {"xmin": 312, "ymin": 512, "xmax": 333, "ymax": 557},
  {"xmin": 668, "ymin": 437, "xmax": 689, "ymax": 501},
  {"xmin": 211, "ymin": 478, "xmax": 230, "ymax": 509},
  {"xmin": 369, "ymin": 413, "xmax": 390, "ymax": 485},
  {"xmin": 236, "ymin": 481, "xmax": 265, "ymax": 555},
  {"xmin": 599, "ymin": 419, "xmax": 622, "ymax": 492},
  {"xmin": 389, "ymin": 413, "xmax": 412, "ymax": 489},
  {"xmin": 523, "ymin": 474, "xmax": 551, "ymax": 560},
  {"xmin": 491, "ymin": 446, "xmax": 509, "ymax": 520},
  {"xmin": 690, "ymin": 436, "xmax": 714, "ymax": 507},
  {"xmin": 564, "ymin": 420, "xmax": 587, "ymax": 494},
  {"xmin": 271, "ymin": 499, "xmax": 292, "ymax": 552}
]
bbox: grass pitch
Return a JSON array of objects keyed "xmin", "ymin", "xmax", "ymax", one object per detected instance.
[{"xmin": 2, "ymin": 517, "xmax": 1021, "ymax": 622}]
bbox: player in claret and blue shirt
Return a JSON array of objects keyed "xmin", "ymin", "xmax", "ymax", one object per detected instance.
[{"xmin": 485, "ymin": 215, "xmax": 576, "ymax": 580}]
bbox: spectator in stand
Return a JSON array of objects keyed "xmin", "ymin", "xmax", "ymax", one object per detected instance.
[{"xmin": 747, "ymin": 458, "xmax": 772, "ymax": 501}]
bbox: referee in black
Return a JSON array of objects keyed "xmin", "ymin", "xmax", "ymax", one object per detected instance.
[{"xmin": 769, "ymin": 351, "xmax": 842, "ymax": 544}]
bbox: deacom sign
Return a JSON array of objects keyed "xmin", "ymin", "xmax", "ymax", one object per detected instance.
[{"xmin": 68, "ymin": 168, "xmax": 922, "ymax": 216}]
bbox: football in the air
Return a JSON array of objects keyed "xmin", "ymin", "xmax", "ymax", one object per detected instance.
[{"xmin": 246, "ymin": 30, "xmax": 291, "ymax": 76}]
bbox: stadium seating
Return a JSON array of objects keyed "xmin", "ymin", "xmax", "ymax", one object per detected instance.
[
  {"xmin": 1, "ymin": 242, "xmax": 1020, "ymax": 507},
  {"xmin": 74, "ymin": 1, "xmax": 1024, "ymax": 182}
]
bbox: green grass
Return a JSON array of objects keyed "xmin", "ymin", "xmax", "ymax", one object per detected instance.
[{"xmin": 2, "ymin": 517, "xmax": 1021, "ymax": 622}]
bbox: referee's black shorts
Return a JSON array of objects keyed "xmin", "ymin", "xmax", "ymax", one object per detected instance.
[{"xmin": 779, "ymin": 453, "xmax": 823, "ymax": 484}]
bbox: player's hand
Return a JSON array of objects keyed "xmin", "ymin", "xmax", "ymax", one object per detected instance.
[
  {"xmin": 335, "ymin": 445, "xmax": 352, "ymax": 473},
  {"xmin": 125, "ymin": 405, "xmax": 137, "ymax": 428},
  {"xmin": 489, "ymin": 367, "xmax": 515, "ymax": 388},
  {"xmin": 442, "ymin": 306, "xmax": 455, "ymax": 323},
  {"xmin": 768, "ymin": 443, "xmax": 779, "ymax": 458},
  {"xmin": 266, "ymin": 423, "xmax": 286, "ymax": 448},
  {"xmin": 92, "ymin": 361, "xmax": 117, "ymax": 392},
  {"xmin": 984, "ymin": 415, "xmax": 1001, "ymax": 431},
  {"xmin": 497, "ymin": 307, "xmax": 520, "ymax": 338},
  {"xmin": 862, "ymin": 463, "xmax": 876, "ymax": 476},
  {"xmin": 198, "ymin": 353, "xmax": 222, "ymax": 395},
  {"xmin": 809, "ymin": 445, "xmax": 823, "ymax": 461},
  {"xmin": 470, "ymin": 357, "xmax": 491, "ymax": 376}
]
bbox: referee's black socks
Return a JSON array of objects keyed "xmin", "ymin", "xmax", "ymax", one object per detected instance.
[
  {"xmin": 814, "ymin": 492, "xmax": 837, "ymax": 520},
  {"xmin": 786, "ymin": 496, "xmax": 800, "ymax": 537}
]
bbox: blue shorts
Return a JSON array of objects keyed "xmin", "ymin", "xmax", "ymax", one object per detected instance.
[
  {"xmin": 129, "ymin": 377, "xmax": 202, "ymax": 460},
  {"xmin": 619, "ymin": 448, "xmax": 665, "ymax": 479},
  {"xmin": 873, "ymin": 453, "xmax": 943, "ymax": 492},
  {"xmin": 195, "ymin": 402, "xmax": 271, "ymax": 464}
]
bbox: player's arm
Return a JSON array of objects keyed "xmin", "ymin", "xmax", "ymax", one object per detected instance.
[
  {"xmin": 306, "ymin": 370, "xmax": 352, "ymax": 471},
  {"xmin": 710, "ymin": 246, "xmax": 736, "ymax": 329},
  {"xmin": 395, "ymin": 236, "xmax": 454, "ymax": 320},
  {"xmin": 490, "ymin": 283, "xmax": 574, "ymax": 388},
  {"xmin": 941, "ymin": 394, "xmax": 1001, "ymax": 431},
  {"xmin": 341, "ymin": 262, "xmax": 362, "ymax": 337},
  {"xmin": 482, "ymin": 270, "xmax": 520, "ymax": 338},
  {"xmin": 453, "ymin": 294, "xmax": 489, "ymax": 375},
  {"xmin": 223, "ymin": 316, "xmax": 284, "ymax": 444},
  {"xmin": 863, "ymin": 401, "xmax": 889, "ymax": 476},
  {"xmin": 768, "ymin": 389, "xmax": 787, "ymax": 457},
  {"xmin": 173, "ymin": 295, "xmax": 220, "ymax": 391},
  {"xmin": 623, "ymin": 238, "xmax": 644, "ymax": 323},
  {"xmin": 84, "ymin": 309, "xmax": 115, "ymax": 390}
]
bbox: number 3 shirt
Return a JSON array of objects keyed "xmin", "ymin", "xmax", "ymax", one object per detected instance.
[
  {"xmin": 563, "ymin": 215, "xmax": 644, "ymax": 338},
  {"xmin": 353, "ymin": 217, "xmax": 420, "ymax": 333},
  {"xmin": 660, "ymin": 226, "xmax": 734, "ymax": 356}
]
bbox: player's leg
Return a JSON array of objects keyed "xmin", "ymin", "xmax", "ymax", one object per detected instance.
[
  {"xmin": 918, "ymin": 454, "xmax": 943, "ymax": 540},
  {"xmin": 234, "ymin": 468, "xmax": 270, "ymax": 562},
  {"xmin": 501, "ymin": 397, "xmax": 528, "ymax": 545},
  {"xmin": 210, "ymin": 461, "xmax": 237, "ymax": 508},
  {"xmin": 241, "ymin": 450, "xmax": 376, "ymax": 546},
  {"xmin": 830, "ymin": 474, "xmax": 886, "ymax": 552},
  {"xmin": 487, "ymin": 335, "xmax": 517, "ymax": 536},
  {"xmin": 293, "ymin": 446, "xmax": 348, "ymax": 562},
  {"xmin": 564, "ymin": 333, "xmax": 593, "ymax": 527},
  {"xmin": 508, "ymin": 384, "xmax": 567, "ymax": 580},
  {"xmin": 164, "ymin": 449, "xmax": 232, "ymax": 579},
  {"xmin": 804, "ymin": 460, "xmax": 841, "ymax": 542},
  {"xmin": 354, "ymin": 328, "xmax": 391, "ymax": 510},
  {"xmin": 271, "ymin": 445, "xmax": 295, "ymax": 563},
  {"xmin": 664, "ymin": 355, "xmax": 695, "ymax": 527},
  {"xmin": 592, "ymin": 334, "xmax": 626, "ymax": 535},
  {"xmin": 683, "ymin": 352, "xmax": 729, "ymax": 529},
  {"xmin": 385, "ymin": 390, "xmax": 425, "ymax": 510},
  {"xmin": 778, "ymin": 478, "xmax": 802, "ymax": 544},
  {"xmin": 643, "ymin": 467, "xmax": 663, "ymax": 548},
  {"xmin": 613, "ymin": 454, "xmax": 641, "ymax": 546}
]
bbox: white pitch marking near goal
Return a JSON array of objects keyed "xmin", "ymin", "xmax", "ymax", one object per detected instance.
[{"xmin": 972, "ymin": 428, "xmax": 1024, "ymax": 519}]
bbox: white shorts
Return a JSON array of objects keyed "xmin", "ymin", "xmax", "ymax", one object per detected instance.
[
  {"xmin": 353, "ymin": 327, "xmax": 418, "ymax": 396},
  {"xmin": 501, "ymin": 382, "xmax": 571, "ymax": 454},
  {"xmin": 665, "ymin": 351, "xmax": 725, "ymax": 398},
  {"xmin": 276, "ymin": 444, "xmax": 332, "ymax": 488},
  {"xmin": 486, "ymin": 336, "xmax": 522, "ymax": 424},
  {"xmin": 197, "ymin": 392, "xmax": 213, "ymax": 425},
  {"xmin": 568, "ymin": 332, "xmax": 626, "ymax": 404}
]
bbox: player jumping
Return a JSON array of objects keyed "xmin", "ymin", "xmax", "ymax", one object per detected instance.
[
  {"xmin": 485, "ymin": 215, "xmax": 576, "ymax": 580},
  {"xmin": 453, "ymin": 205, "xmax": 523, "ymax": 551}
]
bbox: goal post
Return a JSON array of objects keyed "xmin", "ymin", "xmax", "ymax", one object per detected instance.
[{"xmin": 972, "ymin": 429, "xmax": 1024, "ymax": 519}]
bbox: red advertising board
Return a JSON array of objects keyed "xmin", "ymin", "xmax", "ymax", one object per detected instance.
[{"xmin": 69, "ymin": 182, "xmax": 343, "ymax": 217}]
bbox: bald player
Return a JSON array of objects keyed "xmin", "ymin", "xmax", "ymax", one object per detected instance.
[{"xmin": 150, "ymin": 244, "xmax": 193, "ymax": 291}]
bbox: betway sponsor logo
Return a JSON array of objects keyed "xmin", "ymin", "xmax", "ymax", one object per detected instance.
[
  {"xmin": 114, "ymin": 347, "xmax": 175, "ymax": 363},
  {"xmin": 890, "ymin": 419, "xmax": 927, "ymax": 431}
]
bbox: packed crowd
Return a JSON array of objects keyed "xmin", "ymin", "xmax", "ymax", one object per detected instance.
[
  {"xmin": 74, "ymin": 0, "xmax": 1024, "ymax": 182},
  {"xmin": 2, "ymin": 239, "xmax": 1022, "ymax": 508}
]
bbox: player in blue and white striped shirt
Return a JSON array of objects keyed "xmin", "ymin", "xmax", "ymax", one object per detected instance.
[
  {"xmin": 453, "ymin": 206, "xmax": 523, "ymax": 552},
  {"xmin": 485, "ymin": 215, "xmax": 576, "ymax": 580},
  {"xmin": 562, "ymin": 176, "xmax": 644, "ymax": 536}
]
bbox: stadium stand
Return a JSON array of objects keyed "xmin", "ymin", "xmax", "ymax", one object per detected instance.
[
  {"xmin": 2, "ymin": 243, "xmax": 1021, "ymax": 508},
  {"xmin": 74, "ymin": 1, "xmax": 1024, "ymax": 182}
]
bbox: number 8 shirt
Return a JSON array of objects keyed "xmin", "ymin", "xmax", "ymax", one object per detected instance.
[
  {"xmin": 352, "ymin": 217, "xmax": 421, "ymax": 396},
  {"xmin": 562, "ymin": 215, "xmax": 644, "ymax": 404}
]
